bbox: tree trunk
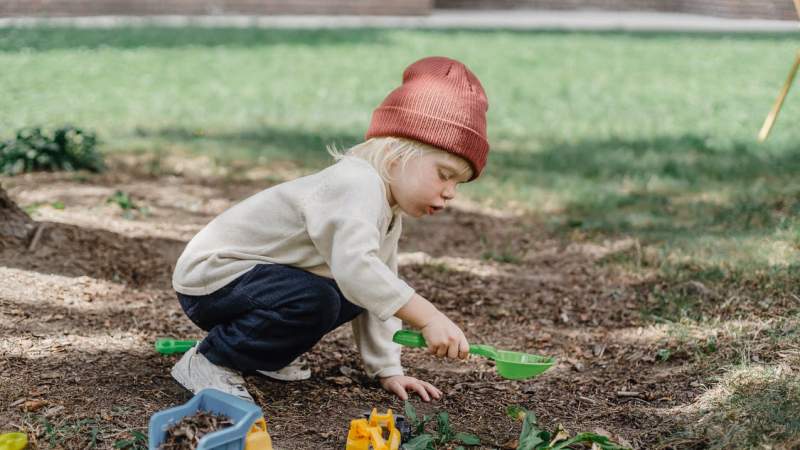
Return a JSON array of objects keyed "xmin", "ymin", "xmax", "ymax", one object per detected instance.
[{"xmin": 0, "ymin": 184, "xmax": 33, "ymax": 240}]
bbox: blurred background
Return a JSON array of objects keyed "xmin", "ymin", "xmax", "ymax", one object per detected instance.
[{"xmin": 0, "ymin": 0, "xmax": 798, "ymax": 19}]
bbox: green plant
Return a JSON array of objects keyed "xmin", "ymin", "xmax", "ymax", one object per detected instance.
[
  {"xmin": 23, "ymin": 200, "xmax": 66, "ymax": 214},
  {"xmin": 657, "ymin": 348, "xmax": 672, "ymax": 362},
  {"xmin": 0, "ymin": 126, "xmax": 103, "ymax": 174},
  {"xmin": 30, "ymin": 415, "xmax": 100, "ymax": 449},
  {"xmin": 402, "ymin": 401, "xmax": 480, "ymax": 449},
  {"xmin": 113, "ymin": 430, "xmax": 147, "ymax": 449},
  {"xmin": 107, "ymin": 190, "xmax": 137, "ymax": 211},
  {"xmin": 506, "ymin": 406, "xmax": 630, "ymax": 450},
  {"xmin": 106, "ymin": 190, "xmax": 149, "ymax": 219}
]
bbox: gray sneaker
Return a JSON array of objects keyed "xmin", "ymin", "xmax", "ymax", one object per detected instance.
[
  {"xmin": 171, "ymin": 345, "xmax": 254, "ymax": 402},
  {"xmin": 257, "ymin": 356, "xmax": 311, "ymax": 381}
]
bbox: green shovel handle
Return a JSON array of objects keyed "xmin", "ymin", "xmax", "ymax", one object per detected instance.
[
  {"xmin": 155, "ymin": 338, "xmax": 198, "ymax": 355},
  {"xmin": 392, "ymin": 330, "xmax": 497, "ymax": 359}
]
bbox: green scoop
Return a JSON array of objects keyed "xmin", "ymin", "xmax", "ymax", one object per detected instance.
[{"xmin": 392, "ymin": 330, "xmax": 555, "ymax": 380}]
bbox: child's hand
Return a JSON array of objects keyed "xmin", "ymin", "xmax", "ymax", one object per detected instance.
[
  {"xmin": 420, "ymin": 313, "xmax": 470, "ymax": 360},
  {"xmin": 379, "ymin": 375, "xmax": 442, "ymax": 402}
]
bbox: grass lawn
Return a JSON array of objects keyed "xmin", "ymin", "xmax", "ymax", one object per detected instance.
[{"xmin": 1, "ymin": 26, "xmax": 799, "ymax": 448}]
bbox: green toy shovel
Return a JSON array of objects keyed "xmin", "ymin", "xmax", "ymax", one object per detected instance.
[
  {"xmin": 155, "ymin": 338, "xmax": 198, "ymax": 355},
  {"xmin": 392, "ymin": 330, "xmax": 555, "ymax": 380}
]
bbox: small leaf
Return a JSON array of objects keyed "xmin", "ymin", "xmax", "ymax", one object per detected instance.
[
  {"xmin": 455, "ymin": 432, "xmax": 481, "ymax": 445},
  {"xmin": 506, "ymin": 405, "xmax": 526, "ymax": 421},
  {"xmin": 402, "ymin": 433, "xmax": 434, "ymax": 450},
  {"xmin": 436, "ymin": 411, "xmax": 453, "ymax": 442},
  {"xmin": 550, "ymin": 432, "xmax": 630, "ymax": 450},
  {"xmin": 516, "ymin": 408, "xmax": 546, "ymax": 450},
  {"xmin": 517, "ymin": 434, "xmax": 545, "ymax": 450},
  {"xmin": 131, "ymin": 430, "xmax": 147, "ymax": 441},
  {"xmin": 417, "ymin": 414, "xmax": 431, "ymax": 435},
  {"xmin": 547, "ymin": 424, "xmax": 569, "ymax": 446},
  {"xmin": 404, "ymin": 400, "xmax": 419, "ymax": 428}
]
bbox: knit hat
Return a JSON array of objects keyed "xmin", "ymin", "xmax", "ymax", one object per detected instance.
[{"xmin": 366, "ymin": 56, "xmax": 489, "ymax": 180}]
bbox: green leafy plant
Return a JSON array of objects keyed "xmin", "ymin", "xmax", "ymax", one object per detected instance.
[
  {"xmin": 113, "ymin": 430, "xmax": 147, "ymax": 449},
  {"xmin": 402, "ymin": 401, "xmax": 480, "ymax": 449},
  {"xmin": 106, "ymin": 190, "xmax": 149, "ymax": 219},
  {"xmin": 0, "ymin": 126, "xmax": 104, "ymax": 175},
  {"xmin": 506, "ymin": 406, "xmax": 630, "ymax": 450}
]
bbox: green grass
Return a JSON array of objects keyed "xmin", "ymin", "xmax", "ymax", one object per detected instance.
[
  {"xmin": 2, "ymin": 27, "xmax": 798, "ymax": 275},
  {"xmin": 2, "ymin": 26, "xmax": 797, "ymax": 299},
  {"xmin": 679, "ymin": 363, "xmax": 800, "ymax": 449}
]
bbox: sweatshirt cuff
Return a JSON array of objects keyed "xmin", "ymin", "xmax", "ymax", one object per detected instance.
[
  {"xmin": 372, "ymin": 366, "xmax": 405, "ymax": 379},
  {"xmin": 376, "ymin": 285, "xmax": 415, "ymax": 321}
]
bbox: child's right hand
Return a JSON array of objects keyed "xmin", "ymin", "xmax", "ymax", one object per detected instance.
[
  {"xmin": 420, "ymin": 313, "xmax": 470, "ymax": 360},
  {"xmin": 394, "ymin": 293, "xmax": 469, "ymax": 359}
]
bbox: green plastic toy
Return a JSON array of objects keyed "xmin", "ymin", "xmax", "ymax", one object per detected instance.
[
  {"xmin": 0, "ymin": 432, "xmax": 27, "ymax": 450},
  {"xmin": 155, "ymin": 338, "xmax": 198, "ymax": 355},
  {"xmin": 392, "ymin": 330, "xmax": 555, "ymax": 380}
]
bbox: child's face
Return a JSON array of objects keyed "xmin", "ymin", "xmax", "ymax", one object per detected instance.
[{"xmin": 387, "ymin": 151, "xmax": 471, "ymax": 218}]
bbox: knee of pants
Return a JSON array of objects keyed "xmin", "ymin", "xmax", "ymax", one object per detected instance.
[{"xmin": 299, "ymin": 280, "xmax": 343, "ymax": 332}]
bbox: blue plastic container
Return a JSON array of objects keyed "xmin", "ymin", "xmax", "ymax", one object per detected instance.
[{"xmin": 149, "ymin": 389, "xmax": 272, "ymax": 450}]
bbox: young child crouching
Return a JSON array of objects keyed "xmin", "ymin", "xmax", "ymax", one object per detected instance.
[{"xmin": 170, "ymin": 56, "xmax": 490, "ymax": 402}]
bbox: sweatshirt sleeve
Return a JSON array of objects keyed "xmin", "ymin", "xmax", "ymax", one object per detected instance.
[
  {"xmin": 301, "ymin": 169, "xmax": 415, "ymax": 321},
  {"xmin": 352, "ymin": 213, "xmax": 406, "ymax": 378},
  {"xmin": 352, "ymin": 313, "xmax": 404, "ymax": 378}
]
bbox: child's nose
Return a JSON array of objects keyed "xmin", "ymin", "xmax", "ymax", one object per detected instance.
[{"xmin": 442, "ymin": 186, "xmax": 456, "ymax": 200}]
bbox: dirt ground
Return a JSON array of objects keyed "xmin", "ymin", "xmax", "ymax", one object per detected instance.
[{"xmin": 1, "ymin": 153, "xmax": 710, "ymax": 449}]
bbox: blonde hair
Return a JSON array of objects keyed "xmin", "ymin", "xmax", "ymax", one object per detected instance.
[{"xmin": 327, "ymin": 137, "xmax": 473, "ymax": 182}]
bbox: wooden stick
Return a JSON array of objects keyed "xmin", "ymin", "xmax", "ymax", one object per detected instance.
[
  {"xmin": 758, "ymin": 51, "xmax": 800, "ymax": 142},
  {"xmin": 27, "ymin": 223, "xmax": 46, "ymax": 252},
  {"xmin": 794, "ymin": 0, "xmax": 800, "ymax": 20}
]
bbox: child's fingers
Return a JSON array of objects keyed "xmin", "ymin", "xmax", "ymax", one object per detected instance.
[
  {"xmin": 409, "ymin": 382, "xmax": 431, "ymax": 402},
  {"xmin": 458, "ymin": 338, "xmax": 470, "ymax": 360},
  {"xmin": 389, "ymin": 383, "xmax": 409, "ymax": 401},
  {"xmin": 447, "ymin": 342, "xmax": 460, "ymax": 359},
  {"xmin": 422, "ymin": 381, "xmax": 442, "ymax": 400}
]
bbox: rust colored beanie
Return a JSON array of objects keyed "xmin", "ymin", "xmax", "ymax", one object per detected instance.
[{"xmin": 366, "ymin": 56, "xmax": 489, "ymax": 180}]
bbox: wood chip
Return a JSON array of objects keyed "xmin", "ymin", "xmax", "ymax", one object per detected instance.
[{"xmin": 616, "ymin": 391, "xmax": 642, "ymax": 398}]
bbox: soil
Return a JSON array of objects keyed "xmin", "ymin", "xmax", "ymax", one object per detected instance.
[{"xmin": 0, "ymin": 153, "xmax": 709, "ymax": 449}]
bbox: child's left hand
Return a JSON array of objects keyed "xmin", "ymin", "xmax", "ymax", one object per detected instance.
[{"xmin": 379, "ymin": 375, "xmax": 442, "ymax": 402}]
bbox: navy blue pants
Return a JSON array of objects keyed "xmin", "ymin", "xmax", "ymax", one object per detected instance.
[{"xmin": 177, "ymin": 263, "xmax": 364, "ymax": 374}]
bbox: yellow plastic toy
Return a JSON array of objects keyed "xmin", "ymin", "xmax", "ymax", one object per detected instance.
[
  {"xmin": 345, "ymin": 409, "xmax": 400, "ymax": 450},
  {"xmin": 0, "ymin": 432, "xmax": 27, "ymax": 450},
  {"xmin": 245, "ymin": 417, "xmax": 273, "ymax": 450}
]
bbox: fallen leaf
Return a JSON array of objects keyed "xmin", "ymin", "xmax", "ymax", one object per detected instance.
[
  {"xmin": 43, "ymin": 405, "xmax": 65, "ymax": 418},
  {"xmin": 502, "ymin": 439, "xmax": 519, "ymax": 449},
  {"xmin": 23, "ymin": 399, "xmax": 48, "ymax": 412},
  {"xmin": 326, "ymin": 376, "xmax": 352, "ymax": 386}
]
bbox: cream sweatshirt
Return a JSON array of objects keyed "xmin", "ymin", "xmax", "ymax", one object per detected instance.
[{"xmin": 172, "ymin": 156, "xmax": 414, "ymax": 378}]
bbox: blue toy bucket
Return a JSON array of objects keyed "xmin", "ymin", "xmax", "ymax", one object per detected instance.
[{"xmin": 149, "ymin": 389, "xmax": 264, "ymax": 450}]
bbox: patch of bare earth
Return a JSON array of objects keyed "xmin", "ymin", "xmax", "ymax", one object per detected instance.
[{"xmin": 1, "ymin": 154, "xmax": 715, "ymax": 449}]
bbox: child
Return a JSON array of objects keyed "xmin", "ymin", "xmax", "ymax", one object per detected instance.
[{"xmin": 170, "ymin": 56, "xmax": 490, "ymax": 402}]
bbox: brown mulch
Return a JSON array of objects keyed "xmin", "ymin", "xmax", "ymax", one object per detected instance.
[
  {"xmin": 0, "ymin": 154, "xmax": 727, "ymax": 449},
  {"xmin": 160, "ymin": 411, "xmax": 233, "ymax": 450}
]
